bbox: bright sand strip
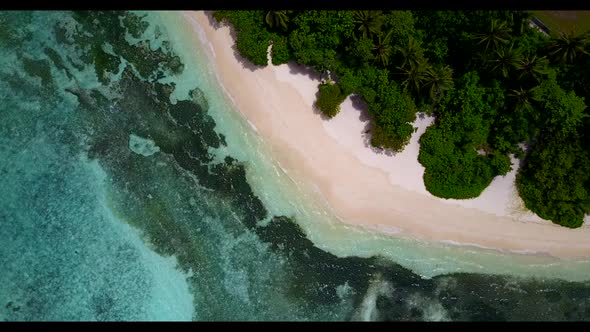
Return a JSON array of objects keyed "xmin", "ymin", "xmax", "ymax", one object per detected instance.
[{"xmin": 185, "ymin": 11, "xmax": 590, "ymax": 259}]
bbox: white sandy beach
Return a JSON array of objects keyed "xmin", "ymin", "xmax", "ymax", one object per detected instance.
[{"xmin": 183, "ymin": 11, "xmax": 590, "ymax": 259}]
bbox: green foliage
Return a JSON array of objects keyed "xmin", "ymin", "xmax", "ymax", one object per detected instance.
[
  {"xmin": 368, "ymin": 81, "xmax": 417, "ymax": 152},
  {"xmin": 489, "ymin": 152, "xmax": 512, "ymax": 175},
  {"xmin": 315, "ymin": 82, "xmax": 345, "ymax": 118},
  {"xmin": 383, "ymin": 10, "xmax": 416, "ymax": 46},
  {"xmin": 336, "ymin": 68, "xmax": 361, "ymax": 96},
  {"xmin": 265, "ymin": 11, "xmax": 289, "ymax": 31},
  {"xmin": 515, "ymin": 71, "xmax": 590, "ymax": 227},
  {"xmin": 373, "ymin": 29, "xmax": 394, "ymax": 66},
  {"xmin": 346, "ymin": 37, "xmax": 375, "ymax": 67},
  {"xmin": 558, "ymin": 56, "xmax": 590, "ymax": 102},
  {"xmin": 472, "ymin": 19, "xmax": 512, "ymax": 52},
  {"xmin": 418, "ymin": 72, "xmax": 509, "ymax": 199},
  {"xmin": 536, "ymin": 70, "xmax": 588, "ymax": 137},
  {"xmin": 425, "ymin": 37, "xmax": 449, "ymax": 64},
  {"xmin": 514, "ymin": 53, "xmax": 549, "ymax": 83},
  {"xmin": 515, "ymin": 27, "xmax": 547, "ymax": 55},
  {"xmin": 419, "ymin": 126, "xmax": 497, "ymax": 198},
  {"xmin": 547, "ymin": 30, "xmax": 590, "ymax": 64},
  {"xmin": 352, "ymin": 10, "xmax": 384, "ymax": 40},
  {"xmin": 423, "ymin": 64, "xmax": 454, "ymax": 102},
  {"xmin": 211, "ymin": 11, "xmax": 227, "ymax": 23},
  {"xmin": 270, "ymin": 34, "xmax": 292, "ymax": 65},
  {"xmin": 288, "ymin": 11, "xmax": 353, "ymax": 72},
  {"xmin": 517, "ymin": 134, "xmax": 590, "ymax": 228},
  {"xmin": 235, "ymin": 32, "xmax": 270, "ymax": 66},
  {"xmin": 289, "ymin": 29, "xmax": 330, "ymax": 70},
  {"xmin": 488, "ymin": 43, "xmax": 521, "ymax": 79}
]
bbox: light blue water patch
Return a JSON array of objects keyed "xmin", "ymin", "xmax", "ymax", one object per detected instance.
[
  {"xmin": 86, "ymin": 158, "xmax": 194, "ymax": 320},
  {"xmin": 0, "ymin": 136, "xmax": 193, "ymax": 321},
  {"xmin": 128, "ymin": 134, "xmax": 161, "ymax": 156},
  {"xmin": 0, "ymin": 11, "xmax": 193, "ymax": 321}
]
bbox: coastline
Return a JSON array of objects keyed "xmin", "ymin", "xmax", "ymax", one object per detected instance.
[{"xmin": 182, "ymin": 11, "xmax": 590, "ymax": 259}]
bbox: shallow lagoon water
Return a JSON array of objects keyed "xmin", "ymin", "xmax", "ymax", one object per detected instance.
[{"xmin": 1, "ymin": 11, "xmax": 590, "ymax": 321}]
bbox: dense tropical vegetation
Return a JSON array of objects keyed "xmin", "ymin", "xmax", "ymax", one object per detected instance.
[{"xmin": 212, "ymin": 10, "xmax": 590, "ymax": 228}]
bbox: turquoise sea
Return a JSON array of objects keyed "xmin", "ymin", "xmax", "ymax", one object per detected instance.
[{"xmin": 1, "ymin": 11, "xmax": 590, "ymax": 321}]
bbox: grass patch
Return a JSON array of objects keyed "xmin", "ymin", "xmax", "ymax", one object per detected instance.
[{"xmin": 531, "ymin": 11, "xmax": 590, "ymax": 35}]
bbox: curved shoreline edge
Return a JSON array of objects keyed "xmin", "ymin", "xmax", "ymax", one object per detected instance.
[{"xmin": 183, "ymin": 11, "xmax": 590, "ymax": 260}]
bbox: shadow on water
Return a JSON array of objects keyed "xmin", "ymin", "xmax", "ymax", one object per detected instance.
[{"xmin": 287, "ymin": 61, "xmax": 322, "ymax": 81}]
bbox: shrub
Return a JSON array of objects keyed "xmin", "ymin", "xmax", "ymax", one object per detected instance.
[
  {"xmin": 315, "ymin": 82, "xmax": 345, "ymax": 118},
  {"xmin": 270, "ymin": 34, "xmax": 292, "ymax": 65},
  {"xmin": 235, "ymin": 30, "xmax": 270, "ymax": 66}
]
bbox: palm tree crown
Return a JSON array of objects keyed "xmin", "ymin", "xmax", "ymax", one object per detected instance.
[
  {"xmin": 514, "ymin": 53, "xmax": 549, "ymax": 82},
  {"xmin": 547, "ymin": 29, "xmax": 589, "ymax": 64},
  {"xmin": 395, "ymin": 37, "xmax": 425, "ymax": 69},
  {"xmin": 422, "ymin": 65, "xmax": 454, "ymax": 102},
  {"xmin": 473, "ymin": 19, "xmax": 512, "ymax": 52},
  {"xmin": 399, "ymin": 60, "xmax": 430, "ymax": 96},
  {"xmin": 489, "ymin": 43, "xmax": 522, "ymax": 78},
  {"xmin": 508, "ymin": 85, "xmax": 540, "ymax": 113},
  {"xmin": 265, "ymin": 11, "xmax": 289, "ymax": 31},
  {"xmin": 373, "ymin": 29, "xmax": 394, "ymax": 66},
  {"xmin": 352, "ymin": 10, "xmax": 384, "ymax": 40}
]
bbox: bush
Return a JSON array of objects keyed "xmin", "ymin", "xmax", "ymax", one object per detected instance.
[
  {"xmin": 516, "ymin": 135, "xmax": 590, "ymax": 228},
  {"xmin": 336, "ymin": 68, "xmax": 360, "ymax": 96},
  {"xmin": 211, "ymin": 11, "xmax": 228, "ymax": 23},
  {"xmin": 315, "ymin": 82, "xmax": 345, "ymax": 118},
  {"xmin": 370, "ymin": 123, "xmax": 413, "ymax": 152},
  {"xmin": 235, "ymin": 30, "xmax": 271, "ymax": 66},
  {"xmin": 367, "ymin": 82, "xmax": 416, "ymax": 152},
  {"xmin": 418, "ymin": 126, "xmax": 498, "ymax": 199},
  {"xmin": 489, "ymin": 152, "xmax": 512, "ymax": 175},
  {"xmin": 270, "ymin": 34, "xmax": 292, "ymax": 65}
]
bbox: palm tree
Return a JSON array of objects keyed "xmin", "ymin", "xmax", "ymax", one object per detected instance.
[
  {"xmin": 265, "ymin": 11, "xmax": 289, "ymax": 31},
  {"xmin": 508, "ymin": 85, "xmax": 540, "ymax": 113},
  {"xmin": 489, "ymin": 43, "xmax": 522, "ymax": 78},
  {"xmin": 395, "ymin": 37, "xmax": 425, "ymax": 69},
  {"xmin": 472, "ymin": 19, "xmax": 512, "ymax": 52},
  {"xmin": 399, "ymin": 60, "xmax": 430, "ymax": 96},
  {"xmin": 352, "ymin": 10, "xmax": 384, "ymax": 40},
  {"xmin": 547, "ymin": 29, "xmax": 589, "ymax": 64},
  {"xmin": 514, "ymin": 53, "xmax": 549, "ymax": 82},
  {"xmin": 422, "ymin": 65, "xmax": 454, "ymax": 102},
  {"xmin": 373, "ymin": 29, "xmax": 394, "ymax": 67}
]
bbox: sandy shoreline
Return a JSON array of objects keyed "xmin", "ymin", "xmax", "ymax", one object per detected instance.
[{"xmin": 183, "ymin": 11, "xmax": 590, "ymax": 259}]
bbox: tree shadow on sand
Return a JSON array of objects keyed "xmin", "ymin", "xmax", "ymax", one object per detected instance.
[
  {"xmin": 287, "ymin": 62, "xmax": 322, "ymax": 82},
  {"xmin": 282, "ymin": 62, "xmax": 329, "ymax": 121},
  {"xmin": 204, "ymin": 11, "xmax": 222, "ymax": 29}
]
